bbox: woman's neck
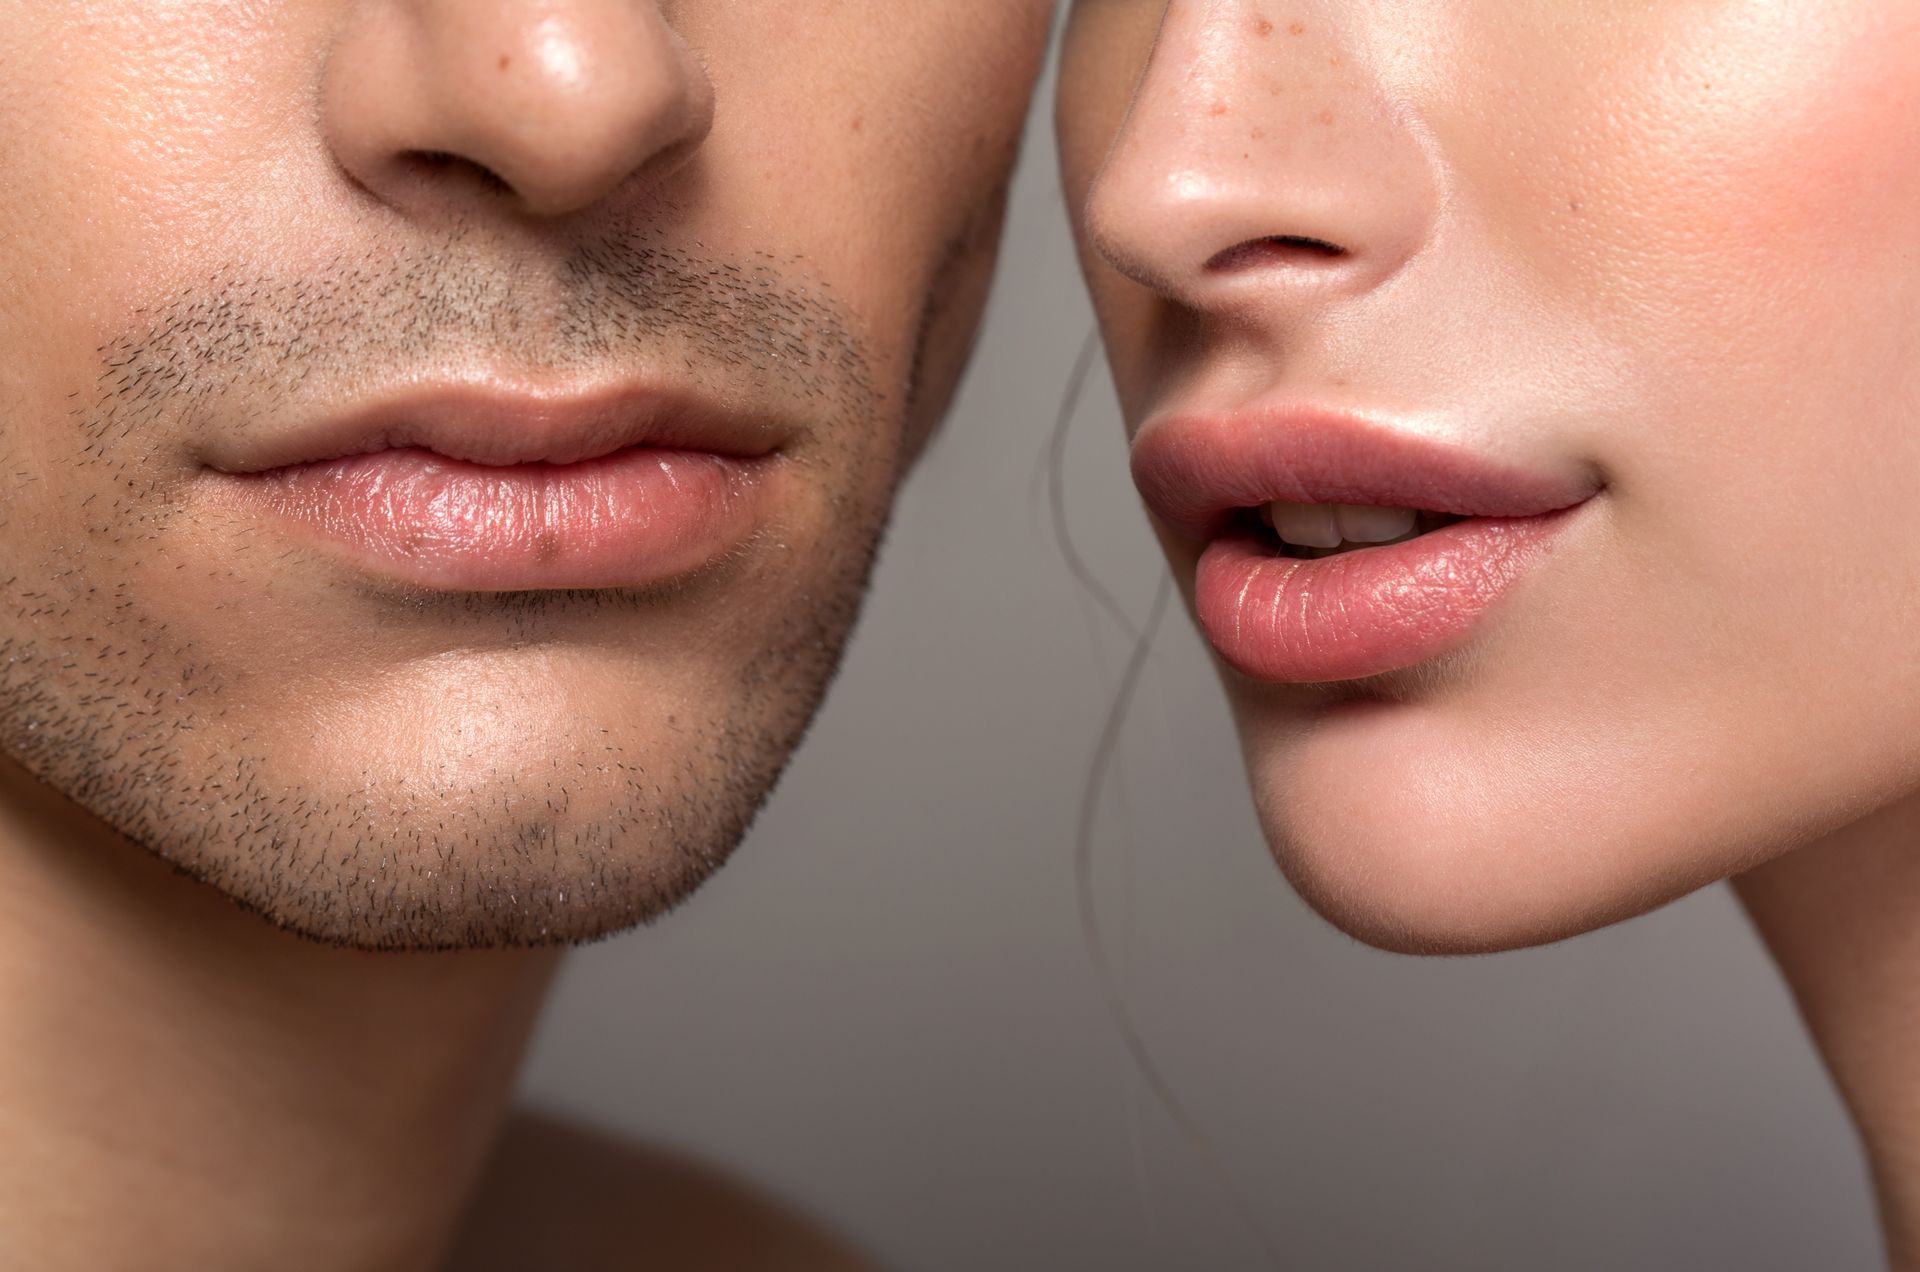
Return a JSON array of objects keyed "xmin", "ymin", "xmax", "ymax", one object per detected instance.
[
  {"xmin": 1735, "ymin": 794, "xmax": 1920, "ymax": 1270},
  {"xmin": 0, "ymin": 759, "xmax": 559, "ymax": 1272}
]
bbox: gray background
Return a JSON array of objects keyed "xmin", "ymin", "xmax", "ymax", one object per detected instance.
[{"xmin": 518, "ymin": 58, "xmax": 1880, "ymax": 1272}]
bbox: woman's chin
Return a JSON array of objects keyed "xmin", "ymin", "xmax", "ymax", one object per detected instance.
[
  {"xmin": 1236, "ymin": 705, "xmax": 1748, "ymax": 958},
  {"xmin": 1259, "ymin": 819, "xmax": 1673, "ymax": 957}
]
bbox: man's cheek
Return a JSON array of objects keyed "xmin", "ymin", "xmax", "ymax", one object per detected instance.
[{"xmin": 10, "ymin": 31, "xmax": 301, "ymax": 317}]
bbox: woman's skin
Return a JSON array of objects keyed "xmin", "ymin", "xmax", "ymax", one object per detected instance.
[{"xmin": 1057, "ymin": 1, "xmax": 1920, "ymax": 1262}]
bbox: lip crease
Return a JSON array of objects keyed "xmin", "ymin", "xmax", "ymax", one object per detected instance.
[
  {"xmin": 205, "ymin": 384, "xmax": 786, "ymax": 474},
  {"xmin": 207, "ymin": 384, "xmax": 787, "ymax": 592},
  {"xmin": 1130, "ymin": 405, "xmax": 1599, "ymax": 684}
]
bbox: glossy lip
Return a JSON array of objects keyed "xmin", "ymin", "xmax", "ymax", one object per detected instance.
[
  {"xmin": 205, "ymin": 383, "xmax": 788, "ymax": 592},
  {"xmin": 1131, "ymin": 406, "xmax": 1600, "ymax": 683}
]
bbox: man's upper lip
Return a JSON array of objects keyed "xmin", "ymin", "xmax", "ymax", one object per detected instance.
[
  {"xmin": 1130, "ymin": 406, "xmax": 1600, "ymax": 540},
  {"xmin": 206, "ymin": 383, "xmax": 786, "ymax": 474}
]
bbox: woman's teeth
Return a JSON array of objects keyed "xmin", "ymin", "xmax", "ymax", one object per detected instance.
[{"xmin": 1262, "ymin": 501, "xmax": 1421, "ymax": 551}]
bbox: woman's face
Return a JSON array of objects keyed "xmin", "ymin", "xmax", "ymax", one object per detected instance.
[{"xmin": 1058, "ymin": 1, "xmax": 1920, "ymax": 953}]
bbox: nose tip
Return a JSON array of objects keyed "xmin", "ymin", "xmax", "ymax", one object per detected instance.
[
  {"xmin": 324, "ymin": 0, "xmax": 715, "ymax": 220},
  {"xmin": 1082, "ymin": 8, "xmax": 1436, "ymax": 315},
  {"xmin": 1085, "ymin": 159, "xmax": 1403, "ymax": 310},
  {"xmin": 474, "ymin": 8, "xmax": 715, "ymax": 216}
]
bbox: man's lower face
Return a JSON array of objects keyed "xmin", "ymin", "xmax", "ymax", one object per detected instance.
[
  {"xmin": 0, "ymin": 229, "xmax": 894, "ymax": 950},
  {"xmin": 0, "ymin": 2, "xmax": 1052, "ymax": 945}
]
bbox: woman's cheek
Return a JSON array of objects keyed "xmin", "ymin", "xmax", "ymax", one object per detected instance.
[{"xmin": 1472, "ymin": 4, "xmax": 1920, "ymax": 338}]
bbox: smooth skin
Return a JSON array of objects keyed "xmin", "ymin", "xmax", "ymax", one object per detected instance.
[
  {"xmin": 0, "ymin": 1, "xmax": 1050, "ymax": 1268},
  {"xmin": 1058, "ymin": 1, "xmax": 1920, "ymax": 1263}
]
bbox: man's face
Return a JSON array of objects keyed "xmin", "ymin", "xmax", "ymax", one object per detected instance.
[{"xmin": 0, "ymin": 1, "xmax": 1051, "ymax": 949}]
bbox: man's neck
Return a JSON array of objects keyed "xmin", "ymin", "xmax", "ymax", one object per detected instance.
[
  {"xmin": 1735, "ymin": 793, "xmax": 1920, "ymax": 1271},
  {"xmin": 0, "ymin": 760, "xmax": 558, "ymax": 1272}
]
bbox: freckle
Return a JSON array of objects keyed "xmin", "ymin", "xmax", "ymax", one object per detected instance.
[
  {"xmin": 1289, "ymin": 21, "xmax": 1306, "ymax": 35},
  {"xmin": 1328, "ymin": 55, "xmax": 1342, "ymax": 67},
  {"xmin": 497, "ymin": 54, "xmax": 510, "ymax": 71},
  {"xmin": 1251, "ymin": 127, "xmax": 1266, "ymax": 140},
  {"xmin": 1209, "ymin": 101, "xmax": 1229, "ymax": 117},
  {"xmin": 1254, "ymin": 16, "xmax": 1274, "ymax": 36},
  {"xmin": 1318, "ymin": 109, "xmax": 1334, "ymax": 125}
]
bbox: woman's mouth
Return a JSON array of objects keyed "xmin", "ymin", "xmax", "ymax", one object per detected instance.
[
  {"xmin": 1253, "ymin": 501, "xmax": 1467, "ymax": 559},
  {"xmin": 1194, "ymin": 506, "xmax": 1577, "ymax": 684},
  {"xmin": 1130, "ymin": 406, "xmax": 1600, "ymax": 684}
]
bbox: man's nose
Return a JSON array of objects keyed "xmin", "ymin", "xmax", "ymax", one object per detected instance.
[
  {"xmin": 1083, "ymin": 2, "xmax": 1436, "ymax": 318},
  {"xmin": 323, "ymin": 0, "xmax": 714, "ymax": 219}
]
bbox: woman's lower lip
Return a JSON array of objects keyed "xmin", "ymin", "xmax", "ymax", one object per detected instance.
[
  {"xmin": 222, "ymin": 446, "xmax": 767, "ymax": 591},
  {"xmin": 1192, "ymin": 508, "xmax": 1579, "ymax": 684}
]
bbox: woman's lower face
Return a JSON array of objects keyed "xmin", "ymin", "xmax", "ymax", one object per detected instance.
[{"xmin": 1058, "ymin": 0, "xmax": 1920, "ymax": 953}]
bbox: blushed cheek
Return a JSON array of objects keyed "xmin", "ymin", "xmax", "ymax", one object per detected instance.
[
  {"xmin": 1460, "ymin": 0, "xmax": 1920, "ymax": 609},
  {"xmin": 1482, "ymin": 5, "xmax": 1920, "ymax": 341},
  {"xmin": 1537, "ymin": 8, "xmax": 1920, "ymax": 741},
  {"xmin": 1644, "ymin": 12, "xmax": 1920, "ymax": 316},
  {"xmin": 1684, "ymin": 5, "xmax": 1920, "ymax": 209}
]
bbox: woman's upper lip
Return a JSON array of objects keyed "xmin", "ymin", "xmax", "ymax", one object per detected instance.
[
  {"xmin": 204, "ymin": 382, "xmax": 788, "ymax": 475},
  {"xmin": 1129, "ymin": 405, "xmax": 1601, "ymax": 540}
]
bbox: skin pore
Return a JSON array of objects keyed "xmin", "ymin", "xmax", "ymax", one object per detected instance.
[
  {"xmin": 0, "ymin": 1, "xmax": 1049, "ymax": 1267},
  {"xmin": 1058, "ymin": 0, "xmax": 1920, "ymax": 1263}
]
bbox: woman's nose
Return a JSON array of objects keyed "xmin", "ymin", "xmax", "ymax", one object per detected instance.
[{"xmin": 1083, "ymin": 2, "xmax": 1438, "ymax": 316}]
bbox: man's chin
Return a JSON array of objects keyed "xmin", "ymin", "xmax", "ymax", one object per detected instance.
[
  {"xmin": 6, "ymin": 676, "xmax": 817, "ymax": 950},
  {"xmin": 142, "ymin": 781, "xmax": 773, "ymax": 952}
]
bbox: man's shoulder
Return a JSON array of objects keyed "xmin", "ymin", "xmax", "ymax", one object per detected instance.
[{"xmin": 446, "ymin": 1109, "xmax": 879, "ymax": 1272}]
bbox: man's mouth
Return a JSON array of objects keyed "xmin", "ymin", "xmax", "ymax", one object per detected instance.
[
  {"xmin": 206, "ymin": 382, "xmax": 792, "ymax": 593},
  {"xmin": 204, "ymin": 382, "xmax": 787, "ymax": 474}
]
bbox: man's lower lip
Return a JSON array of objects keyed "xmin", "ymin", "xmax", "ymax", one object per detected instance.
[
  {"xmin": 1193, "ymin": 508, "xmax": 1579, "ymax": 684},
  {"xmin": 220, "ymin": 446, "xmax": 768, "ymax": 591}
]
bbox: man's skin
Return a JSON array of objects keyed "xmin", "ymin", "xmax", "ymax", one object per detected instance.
[{"xmin": 0, "ymin": 2, "xmax": 1052, "ymax": 1267}]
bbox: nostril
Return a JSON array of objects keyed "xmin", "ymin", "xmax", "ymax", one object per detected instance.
[
  {"xmin": 400, "ymin": 149, "xmax": 513, "ymax": 196},
  {"xmin": 1205, "ymin": 234, "xmax": 1348, "ymax": 273}
]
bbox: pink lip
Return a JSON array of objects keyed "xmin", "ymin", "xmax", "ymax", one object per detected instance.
[
  {"xmin": 209, "ymin": 386, "xmax": 783, "ymax": 591},
  {"xmin": 1131, "ymin": 407, "xmax": 1599, "ymax": 683}
]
